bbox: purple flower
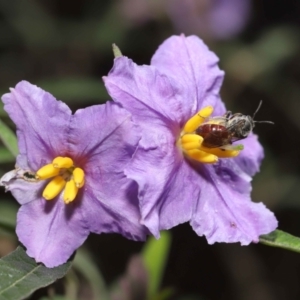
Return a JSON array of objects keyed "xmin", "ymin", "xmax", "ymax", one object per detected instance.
[
  {"xmin": 165, "ymin": 0, "xmax": 252, "ymax": 40},
  {"xmin": 0, "ymin": 81, "xmax": 147, "ymax": 267},
  {"xmin": 104, "ymin": 35, "xmax": 277, "ymax": 245},
  {"xmin": 119, "ymin": 0, "xmax": 251, "ymax": 40}
]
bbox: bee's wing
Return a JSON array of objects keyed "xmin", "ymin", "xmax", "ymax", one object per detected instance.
[
  {"xmin": 226, "ymin": 119, "xmax": 246, "ymax": 142},
  {"xmin": 206, "ymin": 116, "xmax": 228, "ymax": 126}
]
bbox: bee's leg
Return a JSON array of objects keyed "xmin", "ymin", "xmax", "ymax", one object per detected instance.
[
  {"xmin": 219, "ymin": 144, "xmax": 244, "ymax": 151},
  {"xmin": 200, "ymin": 144, "xmax": 243, "ymax": 158},
  {"xmin": 183, "ymin": 106, "xmax": 213, "ymax": 133}
]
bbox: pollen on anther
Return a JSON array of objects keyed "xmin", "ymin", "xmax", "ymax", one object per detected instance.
[{"xmin": 52, "ymin": 157, "xmax": 73, "ymax": 168}]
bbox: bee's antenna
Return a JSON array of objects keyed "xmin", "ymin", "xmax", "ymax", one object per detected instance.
[
  {"xmin": 252, "ymin": 100, "xmax": 263, "ymax": 119},
  {"xmin": 252, "ymin": 100, "xmax": 274, "ymax": 125},
  {"xmin": 254, "ymin": 120, "xmax": 274, "ymax": 125}
]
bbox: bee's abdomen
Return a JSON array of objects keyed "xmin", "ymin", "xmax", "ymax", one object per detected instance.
[{"xmin": 196, "ymin": 124, "xmax": 230, "ymax": 148}]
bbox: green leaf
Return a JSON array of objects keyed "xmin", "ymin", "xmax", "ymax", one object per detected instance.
[
  {"xmin": 260, "ymin": 229, "xmax": 300, "ymax": 253},
  {"xmin": 142, "ymin": 231, "xmax": 171, "ymax": 299},
  {"xmin": 0, "ymin": 246, "xmax": 72, "ymax": 300},
  {"xmin": 0, "ymin": 118, "xmax": 18, "ymax": 157},
  {"xmin": 73, "ymin": 248, "xmax": 108, "ymax": 300},
  {"xmin": 0, "ymin": 147, "xmax": 15, "ymax": 163}
]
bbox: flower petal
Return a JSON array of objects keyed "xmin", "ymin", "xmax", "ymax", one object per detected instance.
[
  {"xmin": 0, "ymin": 169, "xmax": 45, "ymax": 205},
  {"xmin": 125, "ymin": 141, "xmax": 200, "ymax": 238},
  {"xmin": 68, "ymin": 101, "xmax": 138, "ymax": 163},
  {"xmin": 80, "ymin": 185, "xmax": 147, "ymax": 240},
  {"xmin": 151, "ymin": 35, "xmax": 226, "ymax": 117},
  {"xmin": 104, "ymin": 56, "xmax": 184, "ymax": 128},
  {"xmin": 190, "ymin": 160, "xmax": 277, "ymax": 244},
  {"xmin": 1, "ymin": 81, "xmax": 72, "ymax": 170},
  {"xmin": 17, "ymin": 198, "xmax": 88, "ymax": 267},
  {"xmin": 235, "ymin": 134, "xmax": 264, "ymax": 176},
  {"xmin": 67, "ymin": 102, "xmax": 147, "ymax": 240}
]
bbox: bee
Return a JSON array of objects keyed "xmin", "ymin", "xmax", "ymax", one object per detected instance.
[{"xmin": 195, "ymin": 101, "xmax": 273, "ymax": 150}]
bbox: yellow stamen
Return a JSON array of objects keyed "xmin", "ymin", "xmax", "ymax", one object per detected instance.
[
  {"xmin": 181, "ymin": 134, "xmax": 204, "ymax": 145},
  {"xmin": 182, "ymin": 142, "xmax": 202, "ymax": 151},
  {"xmin": 37, "ymin": 156, "xmax": 85, "ymax": 202},
  {"xmin": 186, "ymin": 149, "xmax": 218, "ymax": 164},
  {"xmin": 63, "ymin": 179, "xmax": 78, "ymax": 204},
  {"xmin": 183, "ymin": 106, "xmax": 213, "ymax": 133},
  {"xmin": 79, "ymin": 178, "xmax": 85, "ymax": 189},
  {"xmin": 200, "ymin": 147, "xmax": 241, "ymax": 158},
  {"xmin": 181, "ymin": 134, "xmax": 204, "ymax": 152},
  {"xmin": 52, "ymin": 157, "xmax": 73, "ymax": 168},
  {"xmin": 73, "ymin": 167, "xmax": 85, "ymax": 188},
  {"xmin": 42, "ymin": 176, "xmax": 66, "ymax": 200},
  {"xmin": 36, "ymin": 164, "xmax": 60, "ymax": 180}
]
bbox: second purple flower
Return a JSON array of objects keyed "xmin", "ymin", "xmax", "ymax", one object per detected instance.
[{"xmin": 104, "ymin": 35, "xmax": 278, "ymax": 245}]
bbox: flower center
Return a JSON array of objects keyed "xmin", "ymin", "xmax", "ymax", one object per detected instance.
[
  {"xmin": 35, "ymin": 156, "xmax": 85, "ymax": 204},
  {"xmin": 178, "ymin": 106, "xmax": 242, "ymax": 164}
]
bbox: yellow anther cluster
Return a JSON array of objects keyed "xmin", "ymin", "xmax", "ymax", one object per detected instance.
[
  {"xmin": 36, "ymin": 156, "xmax": 85, "ymax": 204},
  {"xmin": 179, "ymin": 106, "xmax": 241, "ymax": 164}
]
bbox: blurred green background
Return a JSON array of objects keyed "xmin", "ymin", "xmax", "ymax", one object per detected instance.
[{"xmin": 1, "ymin": 0, "xmax": 300, "ymax": 299}]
